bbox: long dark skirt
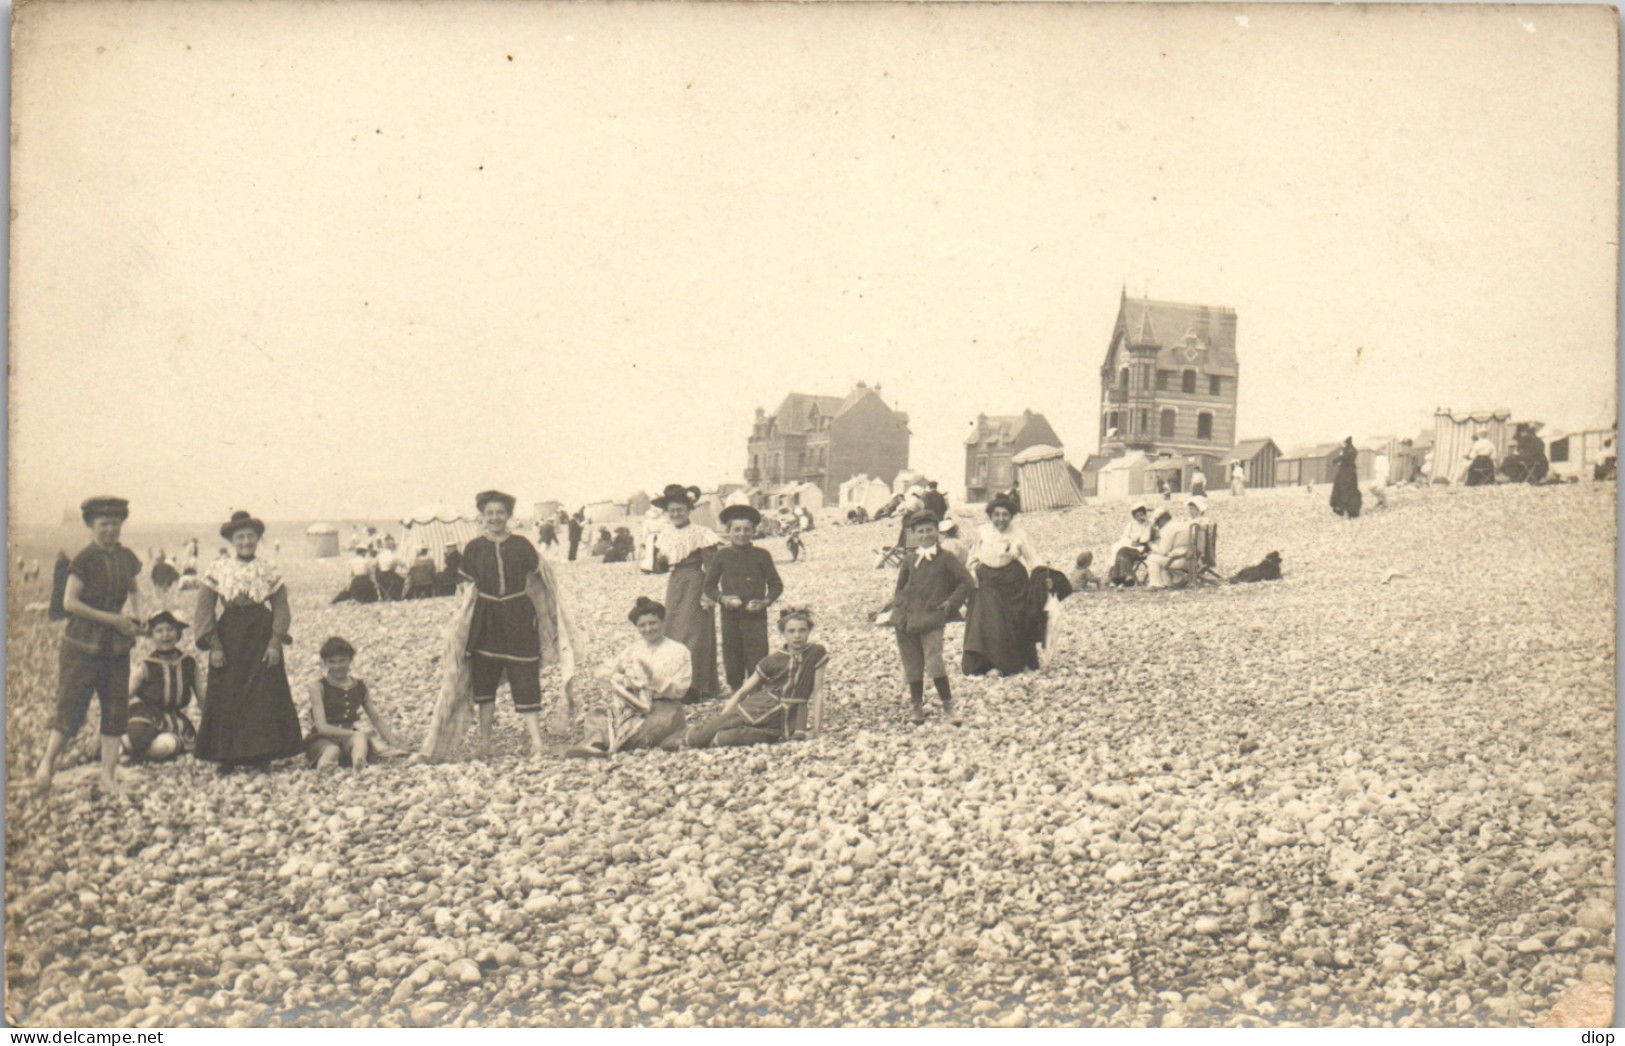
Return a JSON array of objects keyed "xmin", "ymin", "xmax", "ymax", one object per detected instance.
[
  {"xmin": 196, "ymin": 603, "xmax": 303, "ymax": 764},
  {"xmin": 1329, "ymin": 464, "xmax": 1363, "ymax": 518},
  {"xmin": 1110, "ymin": 547, "xmax": 1145, "ymax": 586},
  {"xmin": 1465, "ymin": 456, "xmax": 1497, "ymax": 486},
  {"xmin": 664, "ymin": 562, "xmax": 719, "ymax": 700},
  {"xmin": 962, "ymin": 561, "xmax": 1038, "ymax": 677}
]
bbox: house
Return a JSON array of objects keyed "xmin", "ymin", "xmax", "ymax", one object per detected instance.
[
  {"xmin": 1098, "ymin": 293, "xmax": 1239, "ymax": 460},
  {"xmin": 964, "ymin": 410, "xmax": 1064, "ymax": 503},
  {"xmin": 745, "ymin": 383, "xmax": 911, "ymax": 502}
]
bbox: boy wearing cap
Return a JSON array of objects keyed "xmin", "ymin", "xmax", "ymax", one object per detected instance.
[
  {"xmin": 33, "ymin": 496, "xmax": 146, "ymax": 793},
  {"xmin": 124, "ymin": 610, "xmax": 199, "ymax": 762},
  {"xmin": 892, "ymin": 510, "xmax": 973, "ymax": 726},
  {"xmin": 461, "ymin": 490, "xmax": 547, "ymax": 758},
  {"xmin": 702, "ymin": 505, "xmax": 785, "ymax": 691}
]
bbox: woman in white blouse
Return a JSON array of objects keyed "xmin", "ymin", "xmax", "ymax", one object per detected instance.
[{"xmin": 962, "ymin": 494, "xmax": 1041, "ymax": 677}]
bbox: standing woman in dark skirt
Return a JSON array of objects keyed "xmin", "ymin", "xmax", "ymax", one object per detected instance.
[
  {"xmin": 195, "ymin": 511, "xmax": 303, "ymax": 772},
  {"xmin": 1329, "ymin": 437, "xmax": 1363, "ymax": 519},
  {"xmin": 650, "ymin": 484, "xmax": 721, "ymax": 701},
  {"xmin": 962, "ymin": 493, "xmax": 1042, "ymax": 677}
]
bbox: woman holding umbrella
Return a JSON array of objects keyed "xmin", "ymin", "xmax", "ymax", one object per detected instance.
[
  {"xmin": 194, "ymin": 510, "xmax": 303, "ymax": 772},
  {"xmin": 650, "ymin": 484, "xmax": 721, "ymax": 701}
]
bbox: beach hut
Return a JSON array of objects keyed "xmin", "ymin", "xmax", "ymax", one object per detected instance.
[
  {"xmin": 1221, "ymin": 439, "xmax": 1280, "ymax": 490},
  {"xmin": 1096, "ymin": 451, "xmax": 1149, "ymax": 499},
  {"xmin": 584, "ymin": 501, "xmax": 629, "ymax": 525},
  {"xmin": 305, "ymin": 523, "xmax": 341, "ymax": 559},
  {"xmin": 691, "ymin": 491, "xmax": 725, "ymax": 531},
  {"xmin": 1076, "ymin": 454, "xmax": 1113, "ymax": 498},
  {"xmin": 1011, "ymin": 445, "xmax": 1084, "ymax": 511},
  {"xmin": 1432, "ymin": 408, "xmax": 1512, "ymax": 485},
  {"xmin": 1275, "ymin": 444, "xmax": 1339, "ymax": 487},
  {"xmin": 1548, "ymin": 425, "xmax": 1618, "ymax": 481},
  {"xmin": 891, "ymin": 469, "xmax": 926, "ymax": 496},
  {"xmin": 840, "ymin": 475, "xmax": 893, "ymax": 517},
  {"xmin": 399, "ymin": 505, "xmax": 483, "ymax": 570}
]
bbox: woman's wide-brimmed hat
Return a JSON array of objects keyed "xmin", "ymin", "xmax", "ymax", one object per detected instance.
[
  {"xmin": 80, "ymin": 496, "xmax": 130, "ymax": 525},
  {"xmin": 718, "ymin": 504, "xmax": 762, "ymax": 528},
  {"xmin": 220, "ymin": 510, "xmax": 266, "ymax": 540},
  {"xmin": 1130, "ymin": 500, "xmax": 1150, "ymax": 515},
  {"xmin": 475, "ymin": 490, "xmax": 517, "ymax": 512},
  {"xmin": 986, "ymin": 493, "xmax": 1020, "ymax": 518},
  {"xmin": 1185, "ymin": 495, "xmax": 1209, "ymax": 514},
  {"xmin": 652, "ymin": 484, "xmax": 701, "ymax": 509}
]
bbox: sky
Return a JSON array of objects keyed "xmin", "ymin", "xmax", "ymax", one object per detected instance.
[{"xmin": 10, "ymin": 1, "xmax": 1617, "ymax": 524}]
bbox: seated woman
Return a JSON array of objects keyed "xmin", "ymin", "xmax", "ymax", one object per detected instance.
[
  {"xmin": 565, "ymin": 597, "xmax": 690, "ymax": 758},
  {"xmin": 604, "ymin": 527, "xmax": 636, "ymax": 564},
  {"xmin": 590, "ymin": 528, "xmax": 614, "ymax": 558},
  {"xmin": 1108, "ymin": 502, "xmax": 1154, "ymax": 586},
  {"xmin": 684, "ymin": 606, "xmax": 828, "ymax": 747},
  {"xmin": 1146, "ymin": 497, "xmax": 1206, "ymax": 589}
]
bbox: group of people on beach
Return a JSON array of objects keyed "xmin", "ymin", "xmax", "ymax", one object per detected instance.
[{"xmin": 32, "ymin": 475, "xmax": 1094, "ymax": 793}]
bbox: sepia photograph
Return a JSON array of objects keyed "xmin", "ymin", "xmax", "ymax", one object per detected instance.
[{"xmin": 5, "ymin": 0, "xmax": 1618, "ymax": 1030}]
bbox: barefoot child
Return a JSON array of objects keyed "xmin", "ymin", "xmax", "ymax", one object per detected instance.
[
  {"xmin": 33, "ymin": 496, "xmax": 146, "ymax": 793},
  {"xmin": 462, "ymin": 491, "xmax": 549, "ymax": 759},
  {"xmin": 702, "ymin": 505, "xmax": 784, "ymax": 692},
  {"xmin": 124, "ymin": 611, "xmax": 199, "ymax": 762},
  {"xmin": 685, "ymin": 605, "xmax": 829, "ymax": 747},
  {"xmin": 892, "ymin": 510, "xmax": 973, "ymax": 726},
  {"xmin": 565, "ymin": 597, "xmax": 689, "ymax": 758},
  {"xmin": 305, "ymin": 637, "xmax": 406, "ymax": 769}
]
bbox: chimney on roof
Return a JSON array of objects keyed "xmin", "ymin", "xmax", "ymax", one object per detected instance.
[{"xmin": 855, "ymin": 381, "xmax": 867, "ymax": 389}]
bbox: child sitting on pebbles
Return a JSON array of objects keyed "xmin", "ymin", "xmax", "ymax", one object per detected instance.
[{"xmin": 305, "ymin": 637, "xmax": 407, "ymax": 769}]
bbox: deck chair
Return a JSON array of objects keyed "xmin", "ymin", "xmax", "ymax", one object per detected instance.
[
  {"xmin": 1168, "ymin": 522, "xmax": 1223, "ymax": 587},
  {"xmin": 874, "ymin": 545, "xmax": 907, "ymax": 569}
]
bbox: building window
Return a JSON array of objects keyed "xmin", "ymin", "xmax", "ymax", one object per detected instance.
[
  {"xmin": 1119, "ymin": 367, "xmax": 1130, "ymax": 390},
  {"xmin": 1209, "ymin": 374, "xmax": 1222, "ymax": 396},
  {"xmin": 1106, "ymin": 412, "xmax": 1120, "ymax": 434},
  {"xmin": 1182, "ymin": 370, "xmax": 1197, "ymax": 394},
  {"xmin": 976, "ymin": 455, "xmax": 989, "ymax": 484},
  {"xmin": 1136, "ymin": 409, "xmax": 1149, "ymax": 434},
  {"xmin": 1197, "ymin": 412, "xmax": 1214, "ymax": 440},
  {"xmin": 1160, "ymin": 409, "xmax": 1177, "ymax": 438},
  {"xmin": 995, "ymin": 460, "xmax": 1012, "ymax": 485},
  {"xmin": 1156, "ymin": 370, "xmax": 1170, "ymax": 391}
]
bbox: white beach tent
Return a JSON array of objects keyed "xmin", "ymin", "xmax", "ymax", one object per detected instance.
[
  {"xmin": 1012, "ymin": 445, "xmax": 1084, "ymax": 511},
  {"xmin": 840, "ymin": 475, "xmax": 893, "ymax": 516},
  {"xmin": 400, "ymin": 504, "xmax": 483, "ymax": 570}
]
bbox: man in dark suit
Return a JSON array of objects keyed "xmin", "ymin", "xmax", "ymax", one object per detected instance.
[
  {"xmin": 921, "ymin": 481, "xmax": 948, "ymax": 521},
  {"xmin": 892, "ymin": 511, "xmax": 973, "ymax": 726}
]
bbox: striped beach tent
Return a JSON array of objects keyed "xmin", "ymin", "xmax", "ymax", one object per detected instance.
[
  {"xmin": 400, "ymin": 505, "xmax": 484, "ymax": 570},
  {"xmin": 1012, "ymin": 444, "xmax": 1084, "ymax": 511}
]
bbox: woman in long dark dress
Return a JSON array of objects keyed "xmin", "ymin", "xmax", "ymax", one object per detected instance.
[
  {"xmin": 962, "ymin": 494, "xmax": 1041, "ymax": 677},
  {"xmin": 650, "ymin": 484, "xmax": 720, "ymax": 701},
  {"xmin": 1329, "ymin": 437, "xmax": 1363, "ymax": 519},
  {"xmin": 194, "ymin": 511, "xmax": 303, "ymax": 771}
]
